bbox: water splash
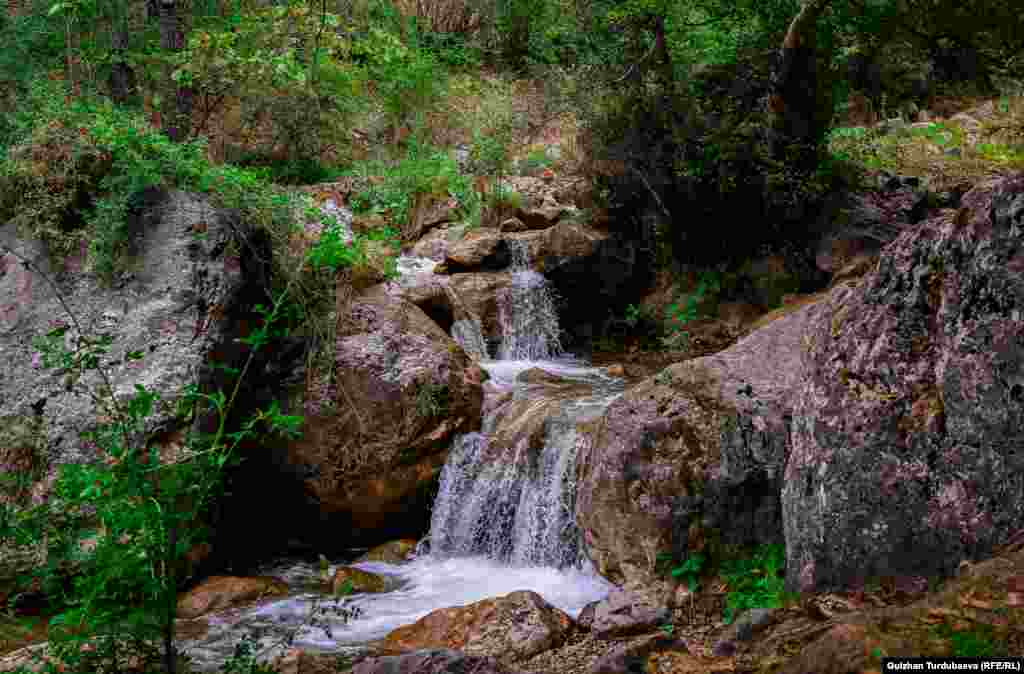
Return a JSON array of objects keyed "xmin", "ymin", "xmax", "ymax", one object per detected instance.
[
  {"xmin": 426, "ymin": 362, "xmax": 623, "ymax": 569},
  {"xmin": 497, "ymin": 240, "xmax": 563, "ymax": 360}
]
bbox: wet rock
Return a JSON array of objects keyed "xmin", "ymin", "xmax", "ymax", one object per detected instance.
[
  {"xmin": 282, "ymin": 283, "xmax": 485, "ymax": 547},
  {"xmin": 576, "ymin": 588, "xmax": 670, "ymax": 640},
  {"xmin": 329, "ymin": 566, "xmax": 390, "ymax": 594},
  {"xmin": 500, "ymin": 217, "xmax": 529, "ymax": 233},
  {"xmin": 447, "ymin": 273, "xmax": 514, "ymax": 350},
  {"xmin": 176, "ymin": 575, "xmax": 289, "ymax": 619},
  {"xmin": 356, "ymin": 539, "xmax": 418, "ymax": 564},
  {"xmin": 784, "ymin": 174, "xmax": 1024, "ymax": 594},
  {"xmin": 377, "ymin": 591, "xmax": 573, "ymax": 663},
  {"xmin": 516, "ymin": 368, "xmax": 573, "ymax": 386},
  {"xmin": 577, "ymin": 288, "xmax": 834, "ymax": 587},
  {"xmin": 351, "ymin": 650, "xmax": 526, "ymax": 674},
  {"xmin": 603, "ymin": 364, "xmax": 627, "ymax": 378}
]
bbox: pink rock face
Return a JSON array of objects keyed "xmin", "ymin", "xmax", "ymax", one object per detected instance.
[{"xmin": 783, "ymin": 174, "xmax": 1024, "ymax": 593}]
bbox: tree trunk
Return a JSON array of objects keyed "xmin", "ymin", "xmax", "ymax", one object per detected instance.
[
  {"xmin": 159, "ymin": 0, "xmax": 193, "ymax": 142},
  {"xmin": 767, "ymin": 0, "xmax": 835, "ymax": 170}
]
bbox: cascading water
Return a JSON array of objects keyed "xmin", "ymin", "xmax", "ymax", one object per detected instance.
[
  {"xmin": 497, "ymin": 240, "xmax": 563, "ymax": 360},
  {"xmin": 176, "ymin": 233, "xmax": 621, "ymax": 672}
]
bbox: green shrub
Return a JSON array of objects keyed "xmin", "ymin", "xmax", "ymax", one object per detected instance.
[
  {"xmin": 661, "ymin": 270, "xmax": 721, "ymax": 349},
  {"xmin": 515, "ymin": 147, "xmax": 553, "ymax": 176},
  {"xmin": 347, "ymin": 141, "xmax": 479, "ymax": 234},
  {"xmin": 933, "ymin": 621, "xmax": 1006, "ymax": 657},
  {"xmin": 0, "ymin": 80, "xmax": 302, "ymax": 282},
  {"xmin": 489, "ymin": 185, "xmax": 523, "ymax": 211},
  {"xmin": 719, "ymin": 543, "xmax": 797, "ymax": 624}
]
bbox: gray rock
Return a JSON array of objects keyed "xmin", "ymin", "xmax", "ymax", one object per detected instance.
[
  {"xmin": 784, "ymin": 174, "xmax": 1024, "ymax": 593},
  {"xmin": 577, "ymin": 588, "xmax": 671, "ymax": 640},
  {"xmin": 0, "ymin": 188, "xmax": 268, "ymax": 573}
]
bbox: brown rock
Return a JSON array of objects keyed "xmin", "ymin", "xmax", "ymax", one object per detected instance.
[
  {"xmin": 356, "ymin": 539, "xmax": 419, "ymax": 564},
  {"xmin": 445, "ymin": 229, "xmax": 505, "ymax": 268},
  {"xmin": 604, "ymin": 364, "xmax": 626, "ymax": 378},
  {"xmin": 513, "ymin": 205, "xmax": 565, "ymax": 230},
  {"xmin": 500, "ymin": 217, "xmax": 529, "ymax": 233},
  {"xmin": 329, "ymin": 566, "xmax": 389, "ymax": 594},
  {"xmin": 284, "ymin": 284, "xmax": 484, "ymax": 544},
  {"xmin": 576, "ymin": 589, "xmax": 670, "ymax": 640},
  {"xmin": 589, "ymin": 635, "xmax": 688, "ymax": 674},
  {"xmin": 176, "ymin": 576, "xmax": 288, "ymax": 619},
  {"xmin": 405, "ymin": 192, "xmax": 459, "ymax": 242},
  {"xmin": 447, "ymin": 273, "xmax": 514, "ymax": 347},
  {"xmin": 377, "ymin": 591, "xmax": 573, "ymax": 663}
]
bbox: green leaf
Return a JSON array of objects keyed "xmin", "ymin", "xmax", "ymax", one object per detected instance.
[{"xmin": 48, "ymin": 2, "xmax": 68, "ymax": 16}]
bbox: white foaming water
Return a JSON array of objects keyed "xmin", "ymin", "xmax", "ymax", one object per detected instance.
[
  {"xmin": 497, "ymin": 240, "xmax": 563, "ymax": 360},
  {"xmin": 178, "ymin": 556, "xmax": 612, "ymax": 671},
  {"xmin": 394, "ymin": 254, "xmax": 439, "ymax": 277}
]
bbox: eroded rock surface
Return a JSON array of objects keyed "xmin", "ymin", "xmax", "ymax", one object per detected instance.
[
  {"xmin": 176, "ymin": 575, "xmax": 289, "ymax": 619},
  {"xmin": 784, "ymin": 174, "xmax": 1024, "ymax": 593},
  {"xmin": 577, "ymin": 291, "xmax": 833, "ymax": 586},
  {"xmin": 376, "ymin": 591, "xmax": 573, "ymax": 663},
  {"xmin": 284, "ymin": 283, "xmax": 484, "ymax": 546}
]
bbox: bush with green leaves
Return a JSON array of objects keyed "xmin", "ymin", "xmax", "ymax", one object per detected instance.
[
  {"xmin": 0, "ymin": 171, "xmax": 381, "ymax": 672},
  {"xmin": 0, "ymin": 80, "xmax": 297, "ymax": 281},
  {"xmin": 661, "ymin": 270, "xmax": 721, "ymax": 350},
  {"xmin": 347, "ymin": 139, "xmax": 480, "ymax": 234},
  {"xmin": 0, "ymin": 275, "xmax": 302, "ymax": 673},
  {"xmin": 718, "ymin": 543, "xmax": 798, "ymax": 625}
]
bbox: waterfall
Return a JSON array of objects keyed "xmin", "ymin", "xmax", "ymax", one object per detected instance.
[
  {"xmin": 497, "ymin": 240, "xmax": 563, "ymax": 361},
  {"xmin": 427, "ymin": 412, "xmax": 586, "ymax": 568},
  {"xmin": 422, "ymin": 239, "xmax": 619, "ymax": 570}
]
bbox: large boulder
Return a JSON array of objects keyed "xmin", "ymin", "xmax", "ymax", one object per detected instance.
[
  {"xmin": 576, "ymin": 290, "xmax": 833, "ymax": 587},
  {"xmin": 376, "ymin": 591, "xmax": 573, "ymax": 664},
  {"xmin": 442, "ymin": 228, "xmax": 510, "ymax": 272},
  {"xmin": 783, "ymin": 174, "xmax": 1024, "ymax": 593},
  {"xmin": 447, "ymin": 272, "xmax": 514, "ymax": 354},
  {"xmin": 176, "ymin": 575, "xmax": 289, "ymax": 619},
  {"xmin": 0, "ymin": 188, "xmax": 278, "ymax": 576},
  {"xmin": 282, "ymin": 283, "xmax": 485, "ymax": 548}
]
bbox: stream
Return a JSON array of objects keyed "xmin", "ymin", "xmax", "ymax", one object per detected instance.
[{"xmin": 177, "ymin": 239, "xmax": 623, "ymax": 671}]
